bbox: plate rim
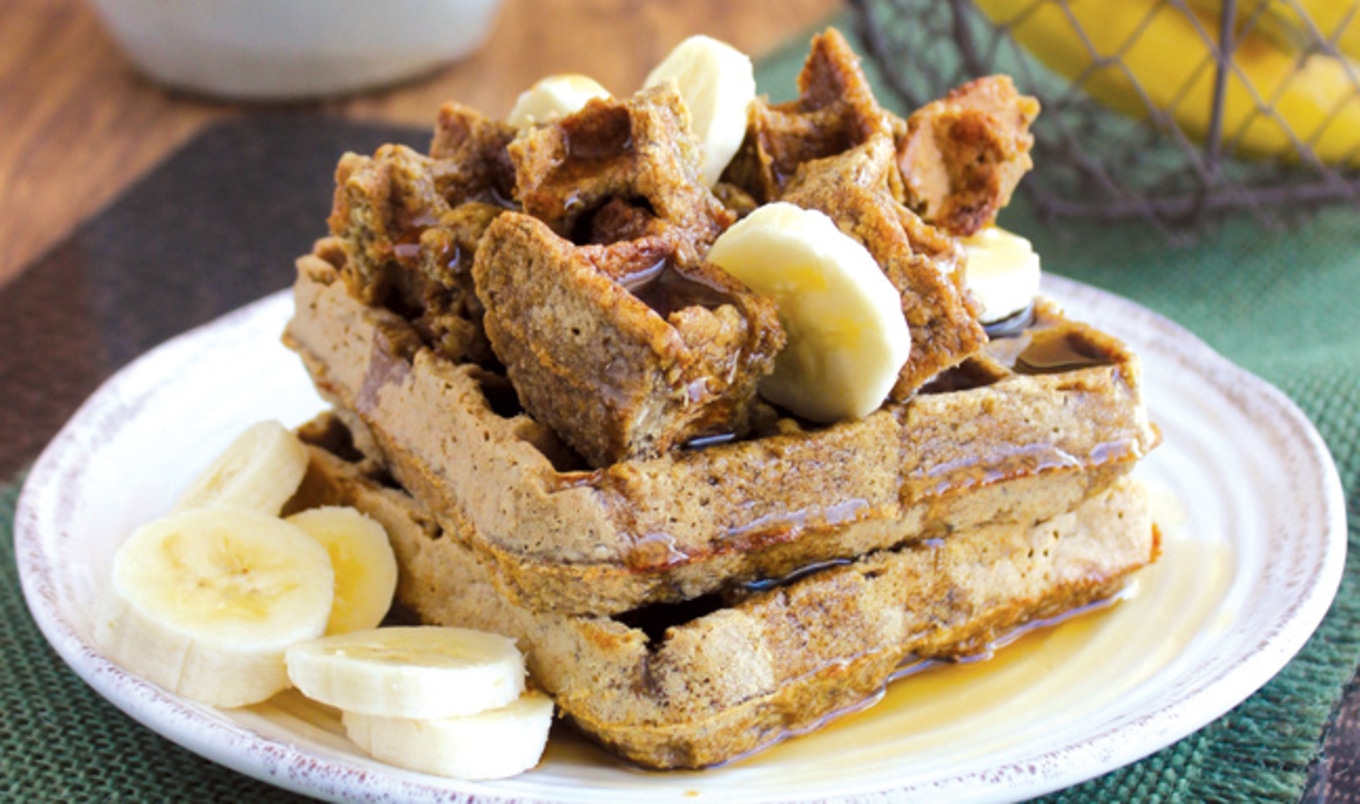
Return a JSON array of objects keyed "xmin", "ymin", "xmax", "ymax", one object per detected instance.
[{"xmin": 14, "ymin": 278, "xmax": 1349, "ymax": 802}]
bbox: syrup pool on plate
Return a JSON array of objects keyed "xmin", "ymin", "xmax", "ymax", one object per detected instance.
[{"xmin": 743, "ymin": 481, "xmax": 1232, "ymax": 773}]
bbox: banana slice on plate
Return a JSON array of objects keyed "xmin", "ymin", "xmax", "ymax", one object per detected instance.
[
  {"xmin": 94, "ymin": 507, "xmax": 335, "ymax": 708},
  {"xmin": 507, "ymin": 74, "xmax": 611, "ymax": 129},
  {"xmin": 172, "ymin": 419, "xmax": 309, "ymax": 515},
  {"xmin": 644, "ymin": 35, "xmax": 756, "ymax": 187},
  {"xmin": 706, "ymin": 202, "xmax": 911, "ymax": 423},
  {"xmin": 343, "ymin": 691, "xmax": 554, "ymax": 780},
  {"xmin": 286, "ymin": 507, "xmax": 398, "ymax": 635},
  {"xmin": 286, "ymin": 626, "xmax": 526, "ymax": 719},
  {"xmin": 958, "ymin": 226, "xmax": 1042, "ymax": 324}
]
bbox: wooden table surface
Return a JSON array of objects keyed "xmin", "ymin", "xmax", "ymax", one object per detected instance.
[{"xmin": 0, "ymin": 0, "xmax": 839, "ymax": 290}]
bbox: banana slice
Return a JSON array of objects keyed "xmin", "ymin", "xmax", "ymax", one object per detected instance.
[
  {"xmin": 507, "ymin": 74, "xmax": 611, "ymax": 129},
  {"xmin": 286, "ymin": 626, "xmax": 526, "ymax": 719},
  {"xmin": 286, "ymin": 507, "xmax": 398, "ymax": 635},
  {"xmin": 94, "ymin": 507, "xmax": 334, "ymax": 708},
  {"xmin": 959, "ymin": 226, "xmax": 1042, "ymax": 324},
  {"xmin": 706, "ymin": 202, "xmax": 911, "ymax": 423},
  {"xmin": 644, "ymin": 35, "xmax": 756, "ymax": 187},
  {"xmin": 173, "ymin": 420, "xmax": 309, "ymax": 515},
  {"xmin": 343, "ymin": 691, "xmax": 554, "ymax": 780}
]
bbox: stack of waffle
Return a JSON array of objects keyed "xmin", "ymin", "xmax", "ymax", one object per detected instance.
[{"xmin": 283, "ymin": 30, "xmax": 1159, "ymax": 769}]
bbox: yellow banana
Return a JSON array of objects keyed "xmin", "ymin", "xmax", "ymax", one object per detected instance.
[
  {"xmin": 1191, "ymin": 0, "xmax": 1360, "ymax": 62},
  {"xmin": 971, "ymin": 0, "xmax": 1360, "ymax": 165},
  {"xmin": 1302, "ymin": 0, "xmax": 1360, "ymax": 60}
]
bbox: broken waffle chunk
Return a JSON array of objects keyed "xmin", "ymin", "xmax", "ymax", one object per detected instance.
[
  {"xmin": 327, "ymin": 144, "xmax": 507, "ymax": 364},
  {"xmin": 722, "ymin": 28, "xmax": 898, "ymax": 204},
  {"xmin": 473, "ymin": 212, "xmax": 784, "ymax": 467},
  {"xmin": 429, "ymin": 101, "xmax": 518, "ymax": 206},
  {"xmin": 896, "ymin": 75, "xmax": 1039, "ymax": 236},
  {"xmin": 508, "ymin": 82, "xmax": 734, "ymax": 262},
  {"xmin": 329, "ymin": 144, "xmax": 455, "ymax": 307},
  {"xmin": 783, "ymin": 135, "xmax": 986, "ymax": 398}
]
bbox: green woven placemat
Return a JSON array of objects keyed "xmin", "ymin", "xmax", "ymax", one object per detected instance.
[
  {"xmin": 757, "ymin": 22, "xmax": 1360, "ymax": 802},
  {"xmin": 1008, "ymin": 164, "xmax": 1360, "ymax": 802}
]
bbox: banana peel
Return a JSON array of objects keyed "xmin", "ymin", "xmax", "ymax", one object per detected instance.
[{"xmin": 971, "ymin": 0, "xmax": 1360, "ymax": 165}]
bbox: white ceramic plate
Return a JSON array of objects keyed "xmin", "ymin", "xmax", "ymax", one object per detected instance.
[{"xmin": 16, "ymin": 276, "xmax": 1346, "ymax": 802}]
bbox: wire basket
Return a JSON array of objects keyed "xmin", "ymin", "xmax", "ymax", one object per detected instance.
[{"xmin": 848, "ymin": 0, "xmax": 1360, "ymax": 234}]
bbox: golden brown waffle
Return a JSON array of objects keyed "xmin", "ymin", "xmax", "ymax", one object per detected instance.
[
  {"xmin": 474, "ymin": 210, "xmax": 785, "ymax": 467},
  {"xmin": 286, "ymin": 26, "xmax": 1161, "ymax": 770},
  {"xmin": 723, "ymin": 29, "xmax": 900, "ymax": 206},
  {"xmin": 896, "ymin": 75, "xmax": 1040, "ymax": 237},
  {"xmin": 285, "ymin": 252, "xmax": 1156, "ymax": 616},
  {"xmin": 289, "ymin": 428, "xmax": 1157, "ymax": 770},
  {"xmin": 509, "ymin": 83, "xmax": 733, "ymax": 257},
  {"xmin": 780, "ymin": 135, "xmax": 987, "ymax": 397}
]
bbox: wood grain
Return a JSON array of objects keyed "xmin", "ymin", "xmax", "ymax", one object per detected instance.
[{"xmin": 0, "ymin": 0, "xmax": 839, "ymax": 289}]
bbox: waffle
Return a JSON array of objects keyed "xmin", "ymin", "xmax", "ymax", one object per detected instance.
[
  {"xmin": 473, "ymin": 208, "xmax": 784, "ymax": 467},
  {"xmin": 288, "ymin": 425, "xmax": 1157, "ymax": 769},
  {"xmin": 286, "ymin": 252, "xmax": 1155, "ymax": 616},
  {"xmin": 282, "ymin": 26, "xmax": 1162, "ymax": 770}
]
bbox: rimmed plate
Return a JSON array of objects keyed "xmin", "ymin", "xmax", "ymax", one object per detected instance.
[{"xmin": 15, "ymin": 276, "xmax": 1346, "ymax": 802}]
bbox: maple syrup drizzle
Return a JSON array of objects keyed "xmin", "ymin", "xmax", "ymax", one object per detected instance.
[
  {"xmin": 737, "ymin": 558, "xmax": 855, "ymax": 594},
  {"xmin": 1013, "ymin": 330, "xmax": 1111, "ymax": 375},
  {"xmin": 621, "ymin": 259, "xmax": 738, "ymax": 319},
  {"xmin": 563, "ymin": 106, "xmax": 634, "ymax": 161}
]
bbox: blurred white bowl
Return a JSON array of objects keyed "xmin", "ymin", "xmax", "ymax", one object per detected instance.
[{"xmin": 89, "ymin": 0, "xmax": 503, "ymax": 100}]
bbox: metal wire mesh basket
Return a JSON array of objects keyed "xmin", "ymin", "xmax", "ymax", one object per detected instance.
[{"xmin": 848, "ymin": 0, "xmax": 1360, "ymax": 234}]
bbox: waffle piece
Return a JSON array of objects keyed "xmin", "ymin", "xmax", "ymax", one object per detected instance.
[
  {"xmin": 285, "ymin": 251, "xmax": 1158, "ymax": 615},
  {"xmin": 896, "ymin": 76, "xmax": 1040, "ymax": 236},
  {"xmin": 723, "ymin": 29, "xmax": 897, "ymax": 205},
  {"xmin": 509, "ymin": 83, "xmax": 733, "ymax": 261},
  {"xmin": 290, "ymin": 433, "xmax": 1157, "ymax": 769},
  {"xmin": 711, "ymin": 29, "xmax": 991, "ymax": 396},
  {"xmin": 473, "ymin": 213, "xmax": 784, "ymax": 467},
  {"xmin": 327, "ymin": 131, "xmax": 513, "ymax": 364},
  {"xmin": 486, "ymin": 82, "xmax": 783, "ymax": 464},
  {"xmin": 781, "ymin": 135, "xmax": 987, "ymax": 398},
  {"xmin": 720, "ymin": 28, "xmax": 1038, "ymax": 238},
  {"xmin": 428, "ymin": 101, "xmax": 518, "ymax": 205}
]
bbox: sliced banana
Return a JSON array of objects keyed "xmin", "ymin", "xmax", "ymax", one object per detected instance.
[
  {"xmin": 959, "ymin": 226, "xmax": 1042, "ymax": 324},
  {"xmin": 343, "ymin": 690, "xmax": 554, "ymax": 780},
  {"xmin": 507, "ymin": 74, "xmax": 611, "ymax": 129},
  {"xmin": 706, "ymin": 202, "xmax": 911, "ymax": 422},
  {"xmin": 172, "ymin": 420, "xmax": 310, "ymax": 515},
  {"xmin": 94, "ymin": 507, "xmax": 335, "ymax": 708},
  {"xmin": 286, "ymin": 507, "xmax": 398, "ymax": 636},
  {"xmin": 286, "ymin": 626, "xmax": 526, "ymax": 719},
  {"xmin": 644, "ymin": 35, "xmax": 756, "ymax": 188}
]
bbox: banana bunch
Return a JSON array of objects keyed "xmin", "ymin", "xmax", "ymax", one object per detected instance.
[
  {"xmin": 95, "ymin": 420, "xmax": 551, "ymax": 779},
  {"xmin": 1220, "ymin": 0, "xmax": 1360, "ymax": 62},
  {"xmin": 971, "ymin": 0, "xmax": 1360, "ymax": 165}
]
